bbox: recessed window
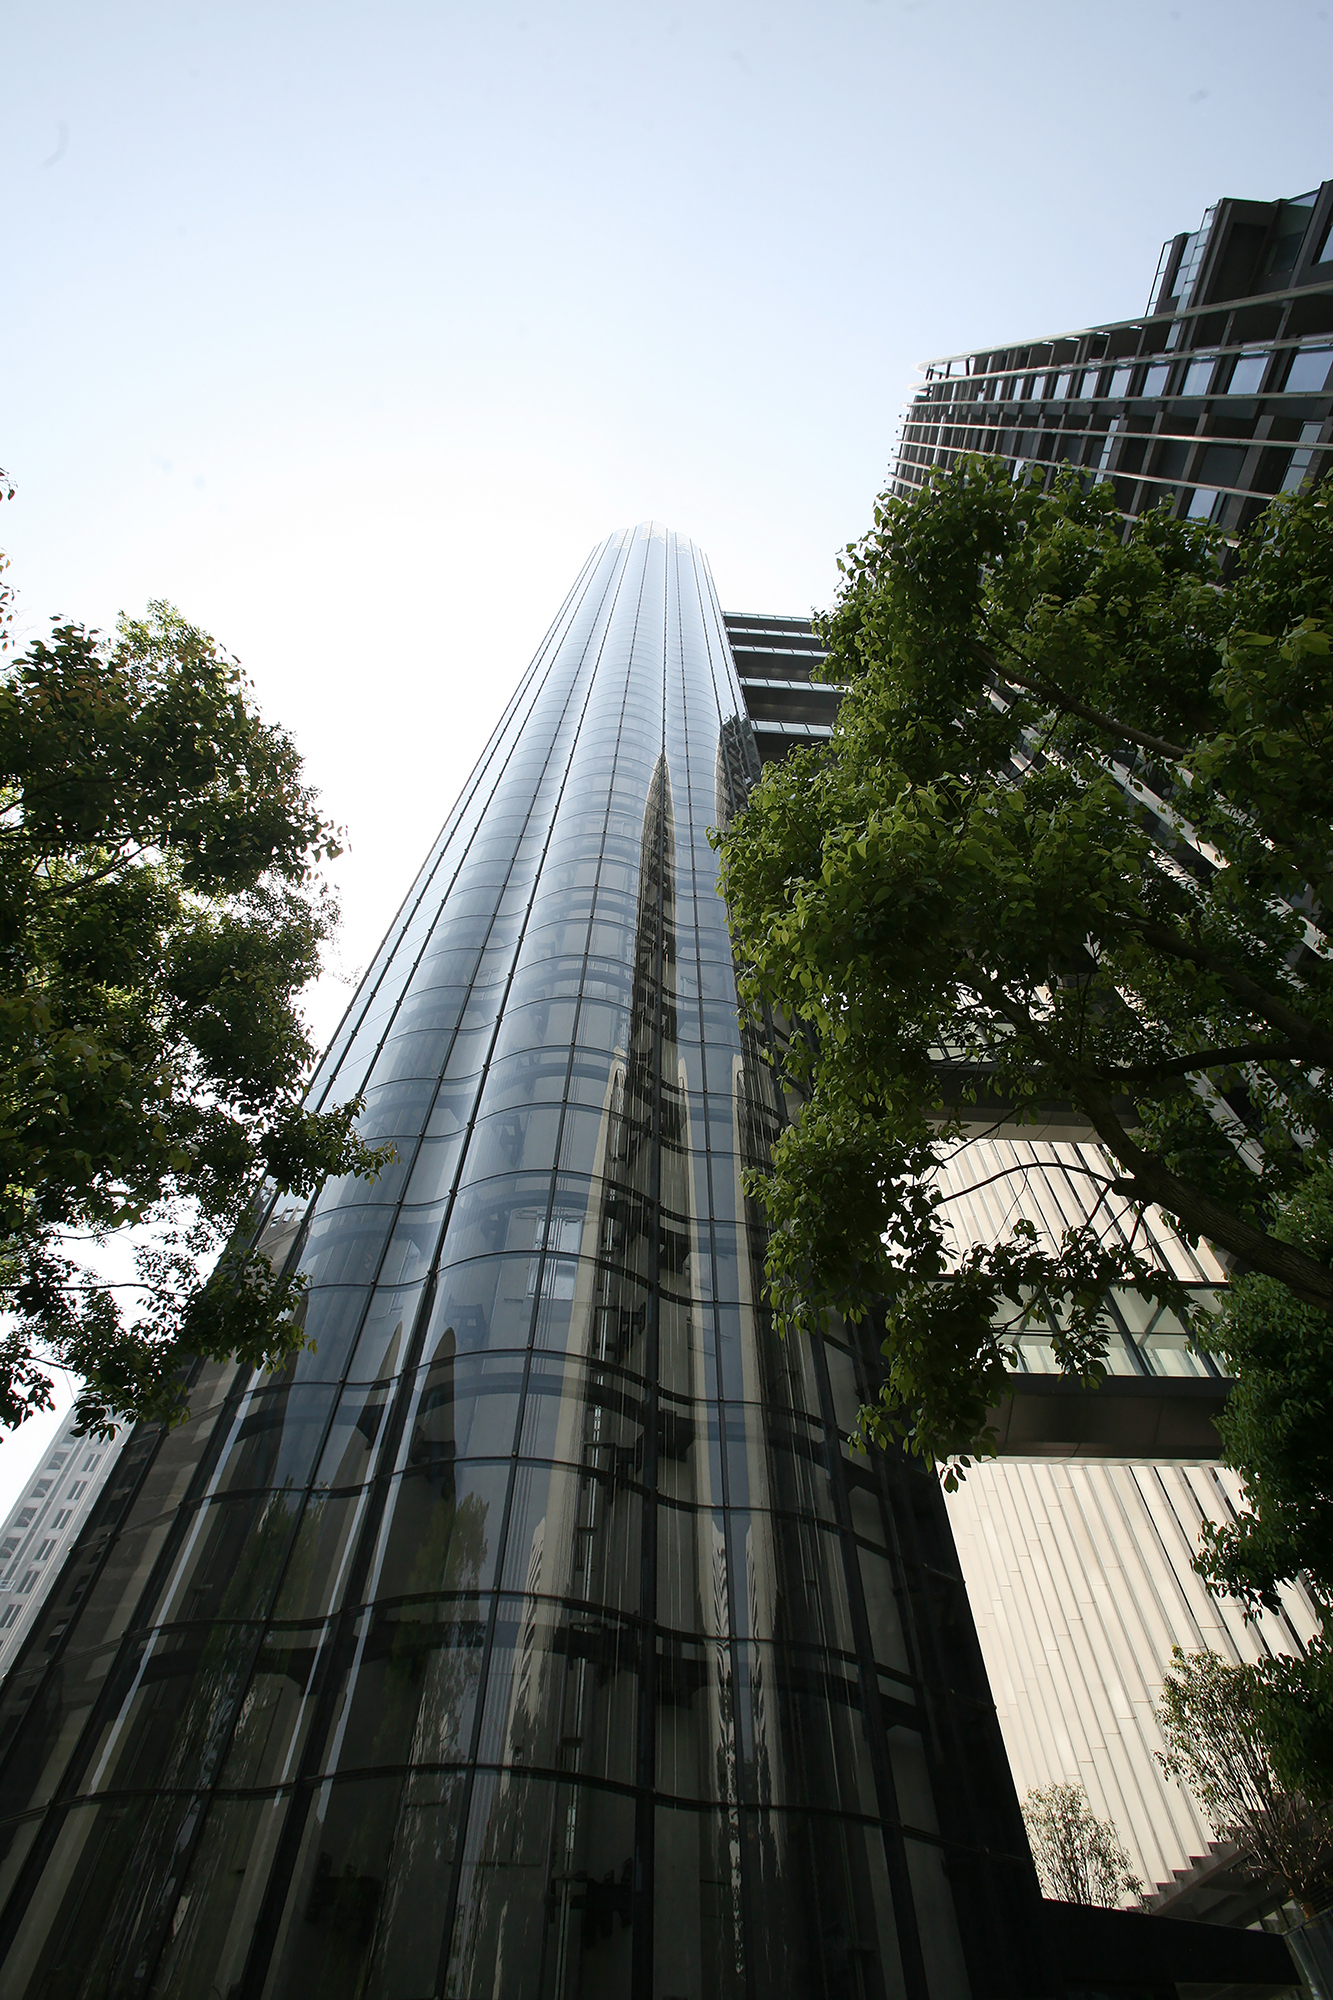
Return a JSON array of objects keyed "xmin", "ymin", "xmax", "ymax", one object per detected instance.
[
  {"xmin": 1142, "ymin": 363, "xmax": 1171, "ymax": 397},
  {"xmin": 1282, "ymin": 422, "xmax": 1326, "ymax": 492},
  {"xmin": 1226, "ymin": 352, "xmax": 1268, "ymax": 395},
  {"xmin": 1181, "ymin": 359, "xmax": 1215, "ymax": 396},
  {"xmin": 1316, "ymin": 217, "xmax": 1333, "ymax": 265},
  {"xmin": 1285, "ymin": 347, "xmax": 1332, "ymax": 395},
  {"xmin": 1108, "ymin": 366, "xmax": 1133, "ymax": 399}
]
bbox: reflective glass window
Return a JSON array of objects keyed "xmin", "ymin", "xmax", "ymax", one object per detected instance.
[
  {"xmin": 1227, "ymin": 350, "xmax": 1268, "ymax": 394},
  {"xmin": 503, "ymin": 1460, "xmax": 642, "ymax": 1616},
  {"xmin": 209, "ymin": 1386, "xmax": 338, "ymax": 1500},
  {"xmin": 343, "ymin": 1280, "xmax": 424, "ymax": 1381},
  {"xmin": 249, "ymin": 1773, "xmax": 468, "ymax": 2000},
  {"xmin": 445, "ymin": 1774, "xmax": 636, "ymax": 2000},
  {"xmin": 371, "ymin": 1459, "xmax": 509, "ymax": 1601},
  {"xmin": 148, "ymin": 1487, "xmax": 306, "ymax": 1629},
  {"xmin": 1286, "ymin": 345, "xmax": 1333, "ymax": 394},
  {"xmin": 332, "ymin": 1599, "xmax": 486, "ymax": 1773},
  {"xmin": 475, "ymin": 1596, "xmax": 638, "ymax": 1783}
]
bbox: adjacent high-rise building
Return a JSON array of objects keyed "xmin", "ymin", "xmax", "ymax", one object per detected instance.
[
  {"xmin": 892, "ymin": 179, "xmax": 1333, "ymax": 527},
  {"xmin": 0, "ymin": 526, "xmax": 1054, "ymax": 2000},
  {"xmin": 888, "ymin": 179, "xmax": 1333, "ymax": 1918},
  {"xmin": 0, "ymin": 1410, "xmax": 127, "ymax": 1681}
]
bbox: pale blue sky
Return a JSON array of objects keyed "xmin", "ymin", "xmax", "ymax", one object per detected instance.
[{"xmin": 1, "ymin": 0, "xmax": 1329, "ymax": 1489}]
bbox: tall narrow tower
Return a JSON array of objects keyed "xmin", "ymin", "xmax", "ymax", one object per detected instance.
[{"xmin": 0, "ymin": 526, "xmax": 1049, "ymax": 1999}]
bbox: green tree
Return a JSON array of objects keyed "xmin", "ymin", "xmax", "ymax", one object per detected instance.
[
  {"xmin": 1157, "ymin": 1646, "xmax": 1333, "ymax": 1913},
  {"xmin": 1021, "ymin": 1781, "xmax": 1141, "ymax": 1907},
  {"xmin": 715, "ymin": 462, "xmax": 1333, "ymax": 1467},
  {"xmin": 0, "ymin": 533, "xmax": 387, "ymax": 1435}
]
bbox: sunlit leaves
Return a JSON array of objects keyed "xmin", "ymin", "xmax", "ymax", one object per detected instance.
[
  {"xmin": 719, "ymin": 462, "xmax": 1333, "ymax": 1467},
  {"xmin": 0, "ymin": 595, "xmax": 387, "ymax": 1434}
]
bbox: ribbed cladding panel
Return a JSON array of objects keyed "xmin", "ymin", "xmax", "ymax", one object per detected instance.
[
  {"xmin": 947, "ymin": 1457, "xmax": 1321, "ymax": 1896},
  {"xmin": 0, "ymin": 527, "xmax": 1050, "ymax": 2000}
]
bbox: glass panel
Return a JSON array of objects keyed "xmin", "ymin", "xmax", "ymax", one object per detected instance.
[
  {"xmin": 149, "ymin": 1489, "xmax": 305, "ymax": 1629},
  {"xmin": 557, "ymin": 1104, "xmax": 614, "ymax": 1179},
  {"xmin": 314, "ymin": 1378, "xmax": 394, "ymax": 1491},
  {"xmin": 476, "ymin": 1596, "xmax": 638, "ymax": 1785},
  {"xmin": 654, "ymin": 1803, "xmax": 746, "ymax": 2000},
  {"xmin": 290, "ymin": 1286, "xmax": 372, "ymax": 1383},
  {"xmin": 444, "ymin": 1174, "xmax": 551, "ymax": 1262},
  {"xmin": 344, "ymin": 1281, "xmax": 424, "ymax": 1382},
  {"xmin": 370, "ymin": 1460, "xmax": 509, "ymax": 1602},
  {"xmin": 297, "ymin": 1208, "xmax": 397, "ymax": 1289},
  {"xmin": 354, "ymin": 1077, "xmax": 438, "ymax": 1141},
  {"xmin": 517, "ymin": 1356, "xmax": 645, "ymax": 1465},
  {"xmin": 858, "ymin": 1545, "xmax": 913, "ymax": 1675},
  {"xmin": 904, "ymin": 1839, "xmax": 972, "ymax": 1998},
  {"xmin": 258, "ymin": 1772, "xmax": 468, "ymax": 2000},
  {"xmin": 736, "ymin": 1642, "xmax": 877, "ymax": 1815},
  {"xmin": 1287, "ymin": 346, "xmax": 1333, "ymax": 394},
  {"xmin": 398, "ymin": 1350, "xmax": 525, "ymax": 1468},
  {"xmin": 445, "ymin": 1773, "xmax": 637, "ymax": 2000},
  {"xmin": 461, "ymin": 1105, "xmax": 564, "ymax": 1184},
  {"xmin": 210, "ymin": 1386, "xmax": 338, "ymax": 1500},
  {"xmin": 503, "ymin": 1461, "xmax": 642, "ymax": 1618},
  {"xmin": 886, "ymin": 1720, "xmax": 939, "ymax": 1835},
  {"xmin": 216, "ymin": 1623, "xmax": 331, "ymax": 1788},
  {"xmin": 427, "ymin": 1255, "xmax": 540, "ymax": 1354},
  {"xmin": 148, "ymin": 1792, "xmax": 295, "ymax": 2000},
  {"xmin": 331, "ymin": 1597, "xmax": 486, "ymax": 1774},
  {"xmin": 744, "ymin": 1808, "xmax": 905, "ymax": 2000},
  {"xmin": 0, "ymin": 1792, "xmax": 210, "ymax": 2000},
  {"xmin": 78, "ymin": 1620, "xmax": 264, "ymax": 1798},
  {"xmin": 1227, "ymin": 351, "xmax": 1268, "ymax": 395},
  {"xmin": 402, "ymin": 1129, "xmax": 465, "ymax": 1206}
]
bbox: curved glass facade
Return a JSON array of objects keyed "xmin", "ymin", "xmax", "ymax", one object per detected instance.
[{"xmin": 0, "ymin": 526, "xmax": 1050, "ymax": 1999}]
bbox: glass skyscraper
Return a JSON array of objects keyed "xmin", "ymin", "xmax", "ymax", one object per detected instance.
[{"xmin": 0, "ymin": 525, "xmax": 1051, "ymax": 1999}]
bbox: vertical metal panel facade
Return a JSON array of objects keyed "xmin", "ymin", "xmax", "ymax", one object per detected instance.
[{"xmin": 0, "ymin": 526, "xmax": 1049, "ymax": 2000}]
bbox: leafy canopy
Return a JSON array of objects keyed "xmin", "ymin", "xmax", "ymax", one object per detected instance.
[
  {"xmin": 0, "ymin": 568, "xmax": 387, "ymax": 1435},
  {"xmin": 1021, "ymin": 1782, "xmax": 1140, "ymax": 1908},
  {"xmin": 716, "ymin": 462, "xmax": 1333, "ymax": 1465},
  {"xmin": 1157, "ymin": 1646, "xmax": 1333, "ymax": 1912}
]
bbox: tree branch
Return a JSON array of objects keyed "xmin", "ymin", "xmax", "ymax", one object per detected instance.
[
  {"xmin": 1104, "ymin": 1042, "xmax": 1305, "ymax": 1082},
  {"xmin": 1129, "ymin": 918, "xmax": 1333, "ymax": 1071},
  {"xmin": 34, "ymin": 844, "xmax": 153, "ymax": 898},
  {"xmin": 989, "ymin": 991, "xmax": 1333, "ymax": 1313},
  {"xmin": 967, "ymin": 636, "xmax": 1190, "ymax": 764}
]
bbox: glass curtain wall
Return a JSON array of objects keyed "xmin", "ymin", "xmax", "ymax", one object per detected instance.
[{"xmin": 0, "ymin": 525, "xmax": 1051, "ymax": 2000}]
